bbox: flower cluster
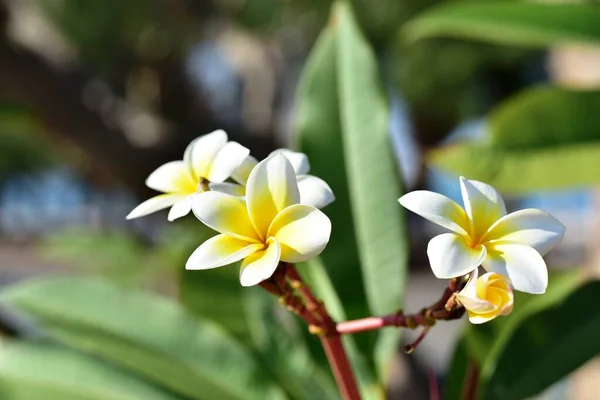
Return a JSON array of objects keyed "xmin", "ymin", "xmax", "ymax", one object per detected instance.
[
  {"xmin": 128, "ymin": 131, "xmax": 565, "ymax": 324},
  {"xmin": 399, "ymin": 177, "xmax": 565, "ymax": 323}
]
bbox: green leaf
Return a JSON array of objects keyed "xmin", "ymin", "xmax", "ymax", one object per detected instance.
[
  {"xmin": 429, "ymin": 86, "xmax": 600, "ymax": 194},
  {"xmin": 403, "ymin": 2, "xmax": 600, "ymax": 48},
  {"xmin": 334, "ymin": 1, "xmax": 408, "ymax": 376},
  {"xmin": 0, "ymin": 341, "xmax": 179, "ymax": 400},
  {"xmin": 483, "ymin": 279, "xmax": 600, "ymax": 399},
  {"xmin": 445, "ymin": 271, "xmax": 583, "ymax": 399},
  {"xmin": 0, "ymin": 277, "xmax": 286, "ymax": 400},
  {"xmin": 300, "ymin": 258, "xmax": 384, "ymax": 400}
]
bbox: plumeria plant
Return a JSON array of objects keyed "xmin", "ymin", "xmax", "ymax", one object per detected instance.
[{"xmin": 127, "ymin": 129, "xmax": 565, "ymax": 399}]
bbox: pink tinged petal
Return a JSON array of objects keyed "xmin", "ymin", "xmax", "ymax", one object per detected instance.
[
  {"xmin": 398, "ymin": 191, "xmax": 470, "ymax": 237},
  {"xmin": 207, "ymin": 141, "xmax": 251, "ymax": 183},
  {"xmin": 427, "ymin": 233, "xmax": 487, "ymax": 279},
  {"xmin": 267, "ymin": 204, "xmax": 331, "ymax": 263},
  {"xmin": 232, "ymin": 156, "xmax": 258, "ymax": 185},
  {"xmin": 191, "ymin": 191, "xmax": 260, "ymax": 242},
  {"xmin": 460, "ymin": 176, "xmax": 507, "ymax": 240},
  {"xmin": 239, "ymin": 237, "xmax": 281, "ymax": 287},
  {"xmin": 269, "ymin": 149, "xmax": 310, "ymax": 175},
  {"xmin": 146, "ymin": 161, "xmax": 196, "ymax": 194},
  {"xmin": 246, "ymin": 154, "xmax": 300, "ymax": 238},
  {"xmin": 184, "ymin": 130, "xmax": 228, "ymax": 179},
  {"xmin": 186, "ymin": 234, "xmax": 263, "ymax": 270},
  {"xmin": 482, "ymin": 243, "xmax": 548, "ymax": 294},
  {"xmin": 167, "ymin": 197, "xmax": 192, "ymax": 221},
  {"xmin": 208, "ymin": 182, "xmax": 246, "ymax": 197},
  {"xmin": 297, "ymin": 175, "xmax": 335, "ymax": 209},
  {"xmin": 482, "ymin": 209, "xmax": 566, "ymax": 256},
  {"xmin": 126, "ymin": 194, "xmax": 184, "ymax": 220},
  {"xmin": 467, "ymin": 312, "xmax": 501, "ymax": 325}
]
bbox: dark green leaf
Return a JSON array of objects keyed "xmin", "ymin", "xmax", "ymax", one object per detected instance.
[{"xmin": 403, "ymin": 2, "xmax": 600, "ymax": 48}]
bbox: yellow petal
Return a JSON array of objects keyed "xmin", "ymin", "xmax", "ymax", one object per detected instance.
[
  {"xmin": 460, "ymin": 177, "xmax": 506, "ymax": 241},
  {"xmin": 146, "ymin": 161, "xmax": 196, "ymax": 194},
  {"xmin": 267, "ymin": 204, "xmax": 331, "ymax": 263},
  {"xmin": 246, "ymin": 154, "xmax": 300, "ymax": 239},
  {"xmin": 239, "ymin": 237, "xmax": 281, "ymax": 286},
  {"xmin": 231, "ymin": 156, "xmax": 258, "ymax": 185},
  {"xmin": 191, "ymin": 192, "xmax": 260, "ymax": 242},
  {"xmin": 186, "ymin": 234, "xmax": 263, "ymax": 270}
]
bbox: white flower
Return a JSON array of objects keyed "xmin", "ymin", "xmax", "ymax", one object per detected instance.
[
  {"xmin": 209, "ymin": 149, "xmax": 335, "ymax": 209},
  {"xmin": 455, "ymin": 268, "xmax": 514, "ymax": 324},
  {"xmin": 186, "ymin": 154, "xmax": 332, "ymax": 287},
  {"xmin": 126, "ymin": 130, "xmax": 249, "ymax": 221},
  {"xmin": 399, "ymin": 176, "xmax": 565, "ymax": 294}
]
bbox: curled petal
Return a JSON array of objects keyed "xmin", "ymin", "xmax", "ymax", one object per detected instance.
[
  {"xmin": 208, "ymin": 182, "xmax": 246, "ymax": 197},
  {"xmin": 146, "ymin": 161, "xmax": 196, "ymax": 194},
  {"xmin": 483, "ymin": 243, "xmax": 548, "ymax": 294},
  {"xmin": 231, "ymin": 156, "xmax": 258, "ymax": 185},
  {"xmin": 482, "ymin": 209, "xmax": 565, "ymax": 256},
  {"xmin": 186, "ymin": 234, "xmax": 262, "ymax": 270},
  {"xmin": 239, "ymin": 237, "xmax": 281, "ymax": 286},
  {"xmin": 427, "ymin": 233, "xmax": 486, "ymax": 279},
  {"xmin": 460, "ymin": 176, "xmax": 507, "ymax": 240},
  {"xmin": 456, "ymin": 270, "xmax": 514, "ymax": 324},
  {"xmin": 191, "ymin": 192, "xmax": 260, "ymax": 242},
  {"xmin": 207, "ymin": 141, "xmax": 251, "ymax": 183},
  {"xmin": 168, "ymin": 197, "xmax": 192, "ymax": 221},
  {"xmin": 126, "ymin": 194, "xmax": 184, "ymax": 220},
  {"xmin": 297, "ymin": 175, "xmax": 335, "ymax": 209},
  {"xmin": 246, "ymin": 154, "xmax": 300, "ymax": 238},
  {"xmin": 268, "ymin": 204, "xmax": 331, "ymax": 263},
  {"xmin": 269, "ymin": 149, "xmax": 310, "ymax": 175},
  {"xmin": 399, "ymin": 191, "xmax": 470, "ymax": 237},
  {"xmin": 184, "ymin": 130, "xmax": 227, "ymax": 179}
]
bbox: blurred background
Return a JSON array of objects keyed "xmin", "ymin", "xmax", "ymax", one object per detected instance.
[{"xmin": 0, "ymin": 0, "xmax": 599, "ymax": 399}]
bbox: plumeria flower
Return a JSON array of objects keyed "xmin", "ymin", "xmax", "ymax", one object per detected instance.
[
  {"xmin": 126, "ymin": 130, "xmax": 249, "ymax": 221},
  {"xmin": 455, "ymin": 268, "xmax": 514, "ymax": 324},
  {"xmin": 186, "ymin": 153, "xmax": 332, "ymax": 286},
  {"xmin": 399, "ymin": 176, "xmax": 565, "ymax": 294},
  {"xmin": 209, "ymin": 149, "xmax": 335, "ymax": 209}
]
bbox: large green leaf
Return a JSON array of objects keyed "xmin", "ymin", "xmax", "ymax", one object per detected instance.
[
  {"xmin": 334, "ymin": 1, "xmax": 408, "ymax": 377},
  {"xmin": 445, "ymin": 271, "xmax": 583, "ymax": 399},
  {"xmin": 483, "ymin": 279, "xmax": 600, "ymax": 399},
  {"xmin": 403, "ymin": 2, "xmax": 600, "ymax": 48},
  {"xmin": 0, "ymin": 277, "xmax": 286, "ymax": 400},
  {"xmin": 430, "ymin": 87, "xmax": 600, "ymax": 193},
  {"xmin": 0, "ymin": 341, "xmax": 179, "ymax": 400}
]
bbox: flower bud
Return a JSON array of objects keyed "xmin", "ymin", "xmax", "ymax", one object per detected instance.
[{"xmin": 455, "ymin": 269, "xmax": 514, "ymax": 324}]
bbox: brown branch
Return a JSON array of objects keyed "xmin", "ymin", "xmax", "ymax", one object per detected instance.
[{"xmin": 462, "ymin": 360, "xmax": 479, "ymax": 400}]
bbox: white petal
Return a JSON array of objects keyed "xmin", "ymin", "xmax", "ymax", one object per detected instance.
[
  {"xmin": 269, "ymin": 149, "xmax": 310, "ymax": 175},
  {"xmin": 167, "ymin": 197, "xmax": 192, "ymax": 221},
  {"xmin": 231, "ymin": 156, "xmax": 258, "ymax": 185},
  {"xmin": 267, "ymin": 204, "xmax": 331, "ymax": 262},
  {"xmin": 246, "ymin": 154, "xmax": 300, "ymax": 238},
  {"xmin": 427, "ymin": 233, "xmax": 486, "ymax": 279},
  {"xmin": 483, "ymin": 243, "xmax": 548, "ymax": 294},
  {"xmin": 146, "ymin": 161, "xmax": 196, "ymax": 194},
  {"xmin": 297, "ymin": 175, "xmax": 335, "ymax": 209},
  {"xmin": 482, "ymin": 209, "xmax": 565, "ymax": 256},
  {"xmin": 126, "ymin": 194, "xmax": 183, "ymax": 220},
  {"xmin": 207, "ymin": 141, "xmax": 251, "ymax": 183},
  {"xmin": 208, "ymin": 182, "xmax": 246, "ymax": 197},
  {"xmin": 460, "ymin": 176, "xmax": 506, "ymax": 239},
  {"xmin": 184, "ymin": 130, "xmax": 228, "ymax": 179},
  {"xmin": 186, "ymin": 234, "xmax": 263, "ymax": 270},
  {"xmin": 191, "ymin": 191, "xmax": 260, "ymax": 242},
  {"xmin": 239, "ymin": 238, "xmax": 281, "ymax": 286},
  {"xmin": 399, "ymin": 191, "xmax": 470, "ymax": 236}
]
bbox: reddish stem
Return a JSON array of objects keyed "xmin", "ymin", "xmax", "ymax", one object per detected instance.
[{"xmin": 462, "ymin": 361, "xmax": 479, "ymax": 400}]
